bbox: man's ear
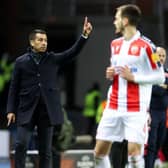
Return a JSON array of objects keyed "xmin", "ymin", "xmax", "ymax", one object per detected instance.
[
  {"xmin": 122, "ymin": 17, "xmax": 129, "ymax": 26},
  {"xmin": 30, "ymin": 40, "xmax": 34, "ymax": 47}
]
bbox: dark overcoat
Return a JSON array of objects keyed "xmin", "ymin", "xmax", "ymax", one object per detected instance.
[{"xmin": 7, "ymin": 36, "xmax": 87, "ymax": 125}]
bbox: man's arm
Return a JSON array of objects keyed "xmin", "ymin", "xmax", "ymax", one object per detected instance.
[
  {"xmin": 106, "ymin": 66, "xmax": 116, "ymax": 81},
  {"xmin": 133, "ymin": 66, "xmax": 165, "ymax": 84},
  {"xmin": 6, "ymin": 60, "xmax": 20, "ymax": 125},
  {"xmin": 51, "ymin": 17, "xmax": 93, "ymax": 64},
  {"xmin": 117, "ymin": 65, "xmax": 165, "ymax": 85}
]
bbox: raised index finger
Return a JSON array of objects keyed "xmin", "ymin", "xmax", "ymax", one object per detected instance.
[
  {"xmin": 84, "ymin": 16, "xmax": 88, "ymax": 25},
  {"xmin": 7, "ymin": 118, "xmax": 11, "ymax": 126}
]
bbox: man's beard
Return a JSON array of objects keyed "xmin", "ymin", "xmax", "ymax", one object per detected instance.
[{"xmin": 115, "ymin": 24, "xmax": 124, "ymax": 36}]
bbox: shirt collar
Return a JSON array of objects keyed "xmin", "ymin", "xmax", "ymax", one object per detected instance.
[{"xmin": 123, "ymin": 30, "xmax": 141, "ymax": 43}]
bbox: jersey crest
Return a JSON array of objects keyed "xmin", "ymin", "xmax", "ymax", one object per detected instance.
[{"xmin": 128, "ymin": 43, "xmax": 141, "ymax": 56}]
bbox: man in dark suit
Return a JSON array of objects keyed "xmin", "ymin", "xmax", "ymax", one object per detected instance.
[
  {"xmin": 6, "ymin": 17, "xmax": 92, "ymax": 168},
  {"xmin": 145, "ymin": 47, "xmax": 168, "ymax": 168}
]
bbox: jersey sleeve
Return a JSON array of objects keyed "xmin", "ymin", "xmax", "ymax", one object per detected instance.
[
  {"xmin": 134, "ymin": 66, "xmax": 165, "ymax": 84},
  {"xmin": 145, "ymin": 42, "xmax": 161, "ymax": 70},
  {"xmin": 134, "ymin": 40, "xmax": 165, "ymax": 84}
]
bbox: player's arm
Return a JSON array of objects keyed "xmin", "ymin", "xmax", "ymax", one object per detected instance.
[
  {"xmin": 106, "ymin": 66, "xmax": 116, "ymax": 80},
  {"xmin": 117, "ymin": 66, "xmax": 134, "ymax": 82}
]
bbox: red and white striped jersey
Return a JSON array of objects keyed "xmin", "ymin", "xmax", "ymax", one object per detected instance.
[{"xmin": 107, "ymin": 31, "xmax": 165, "ymax": 113}]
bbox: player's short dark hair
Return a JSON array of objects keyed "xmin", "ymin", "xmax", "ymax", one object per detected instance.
[
  {"xmin": 29, "ymin": 29, "xmax": 47, "ymax": 41},
  {"xmin": 117, "ymin": 4, "xmax": 141, "ymax": 26}
]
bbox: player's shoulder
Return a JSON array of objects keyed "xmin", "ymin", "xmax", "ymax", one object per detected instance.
[
  {"xmin": 139, "ymin": 35, "xmax": 156, "ymax": 50},
  {"xmin": 111, "ymin": 37, "xmax": 123, "ymax": 46},
  {"xmin": 140, "ymin": 35, "xmax": 152, "ymax": 43}
]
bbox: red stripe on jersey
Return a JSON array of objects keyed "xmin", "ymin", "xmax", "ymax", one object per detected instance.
[
  {"xmin": 137, "ymin": 38, "xmax": 157, "ymax": 70},
  {"xmin": 128, "ymin": 42, "xmax": 141, "ymax": 56},
  {"xmin": 127, "ymin": 82, "xmax": 140, "ymax": 112},
  {"xmin": 146, "ymin": 46, "xmax": 157, "ymax": 69},
  {"xmin": 109, "ymin": 75, "xmax": 119, "ymax": 109}
]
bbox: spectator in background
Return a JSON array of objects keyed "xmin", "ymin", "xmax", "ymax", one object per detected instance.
[
  {"xmin": 145, "ymin": 47, "xmax": 168, "ymax": 168},
  {"xmin": 0, "ymin": 53, "xmax": 13, "ymax": 93},
  {"xmin": 6, "ymin": 17, "xmax": 92, "ymax": 168},
  {"xmin": 94, "ymin": 4, "xmax": 165, "ymax": 168},
  {"xmin": 0, "ymin": 53, "xmax": 13, "ymax": 129},
  {"xmin": 83, "ymin": 82, "xmax": 101, "ymax": 139}
]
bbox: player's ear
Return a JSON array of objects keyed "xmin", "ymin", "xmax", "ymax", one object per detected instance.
[{"xmin": 122, "ymin": 17, "xmax": 129, "ymax": 26}]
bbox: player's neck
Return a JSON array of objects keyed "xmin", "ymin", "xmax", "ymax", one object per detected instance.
[{"xmin": 123, "ymin": 26, "xmax": 137, "ymax": 41}]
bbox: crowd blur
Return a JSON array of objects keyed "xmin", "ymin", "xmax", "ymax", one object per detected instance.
[{"xmin": 0, "ymin": 52, "xmax": 13, "ymax": 129}]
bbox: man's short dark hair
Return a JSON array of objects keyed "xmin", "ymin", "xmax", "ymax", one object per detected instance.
[
  {"xmin": 117, "ymin": 4, "xmax": 141, "ymax": 26},
  {"xmin": 29, "ymin": 29, "xmax": 47, "ymax": 41}
]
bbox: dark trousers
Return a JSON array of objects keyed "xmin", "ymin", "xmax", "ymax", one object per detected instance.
[
  {"xmin": 15, "ymin": 99, "xmax": 54, "ymax": 168},
  {"xmin": 145, "ymin": 111, "xmax": 167, "ymax": 168},
  {"xmin": 52, "ymin": 125, "xmax": 62, "ymax": 168},
  {"xmin": 162, "ymin": 128, "xmax": 168, "ymax": 161},
  {"xmin": 86, "ymin": 117, "xmax": 96, "ymax": 136},
  {"xmin": 111, "ymin": 140, "xmax": 128, "ymax": 168}
]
